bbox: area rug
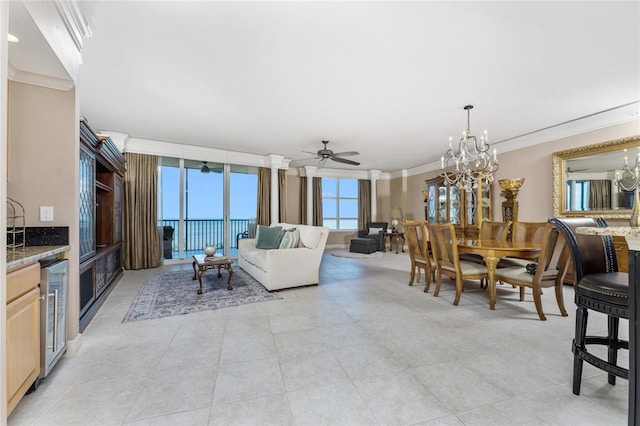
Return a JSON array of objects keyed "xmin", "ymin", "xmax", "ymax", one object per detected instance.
[
  {"xmin": 331, "ymin": 250, "xmax": 383, "ymax": 259},
  {"xmin": 123, "ymin": 267, "xmax": 282, "ymax": 322}
]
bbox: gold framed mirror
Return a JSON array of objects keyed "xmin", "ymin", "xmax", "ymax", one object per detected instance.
[{"xmin": 552, "ymin": 135, "xmax": 640, "ymax": 218}]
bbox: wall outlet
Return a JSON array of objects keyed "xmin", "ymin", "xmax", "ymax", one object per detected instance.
[{"xmin": 40, "ymin": 206, "xmax": 54, "ymax": 222}]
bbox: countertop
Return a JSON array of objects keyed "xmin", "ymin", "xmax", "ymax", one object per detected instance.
[
  {"xmin": 576, "ymin": 226, "xmax": 640, "ymax": 251},
  {"xmin": 7, "ymin": 245, "xmax": 70, "ymax": 272}
]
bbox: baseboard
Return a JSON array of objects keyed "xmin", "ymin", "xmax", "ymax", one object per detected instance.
[{"xmin": 64, "ymin": 334, "xmax": 82, "ymax": 358}]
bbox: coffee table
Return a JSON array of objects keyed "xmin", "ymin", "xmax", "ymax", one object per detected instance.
[{"xmin": 192, "ymin": 254, "xmax": 233, "ymax": 294}]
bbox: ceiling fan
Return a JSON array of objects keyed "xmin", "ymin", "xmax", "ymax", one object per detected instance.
[
  {"xmin": 301, "ymin": 140, "xmax": 360, "ymax": 168},
  {"xmin": 200, "ymin": 161, "xmax": 223, "ymax": 173},
  {"xmin": 566, "ymin": 166, "xmax": 589, "ymax": 173}
]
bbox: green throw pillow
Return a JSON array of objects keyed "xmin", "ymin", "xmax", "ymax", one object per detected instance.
[{"xmin": 255, "ymin": 226, "xmax": 284, "ymax": 249}]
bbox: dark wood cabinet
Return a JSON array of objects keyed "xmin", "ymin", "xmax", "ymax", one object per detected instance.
[{"xmin": 79, "ymin": 118, "xmax": 126, "ymax": 331}]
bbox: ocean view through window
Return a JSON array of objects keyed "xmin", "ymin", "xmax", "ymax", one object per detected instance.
[
  {"xmin": 322, "ymin": 177, "xmax": 358, "ymax": 230},
  {"xmin": 160, "ymin": 158, "xmax": 258, "ymax": 259}
]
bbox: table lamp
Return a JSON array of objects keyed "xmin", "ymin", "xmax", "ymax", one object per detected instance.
[{"xmin": 389, "ymin": 207, "xmax": 403, "ymax": 231}]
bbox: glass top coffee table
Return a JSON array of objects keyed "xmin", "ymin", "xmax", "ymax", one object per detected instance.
[{"xmin": 192, "ymin": 254, "xmax": 233, "ymax": 294}]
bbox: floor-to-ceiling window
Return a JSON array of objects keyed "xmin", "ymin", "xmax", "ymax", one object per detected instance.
[
  {"xmin": 159, "ymin": 157, "xmax": 258, "ymax": 260},
  {"xmin": 322, "ymin": 177, "xmax": 358, "ymax": 230}
]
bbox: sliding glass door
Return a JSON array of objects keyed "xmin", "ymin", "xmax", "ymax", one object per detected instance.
[{"xmin": 159, "ymin": 157, "xmax": 257, "ymax": 260}]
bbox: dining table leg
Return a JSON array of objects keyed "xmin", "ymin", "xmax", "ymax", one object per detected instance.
[{"xmin": 483, "ymin": 254, "xmax": 499, "ymax": 310}]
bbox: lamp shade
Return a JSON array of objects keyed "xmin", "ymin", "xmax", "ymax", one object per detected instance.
[{"xmin": 389, "ymin": 207, "xmax": 403, "ymax": 220}]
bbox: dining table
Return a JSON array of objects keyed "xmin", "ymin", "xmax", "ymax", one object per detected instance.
[
  {"xmin": 457, "ymin": 238, "xmax": 541, "ymax": 310},
  {"xmin": 575, "ymin": 226, "xmax": 640, "ymax": 425}
]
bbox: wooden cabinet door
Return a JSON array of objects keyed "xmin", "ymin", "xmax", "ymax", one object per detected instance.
[{"xmin": 7, "ymin": 287, "xmax": 40, "ymax": 415}]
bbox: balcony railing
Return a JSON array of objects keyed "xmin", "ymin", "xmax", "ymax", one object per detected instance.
[{"xmin": 161, "ymin": 218, "xmax": 255, "ymax": 254}]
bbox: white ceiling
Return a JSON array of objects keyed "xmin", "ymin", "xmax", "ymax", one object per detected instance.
[{"xmin": 10, "ymin": 1, "xmax": 640, "ymax": 173}]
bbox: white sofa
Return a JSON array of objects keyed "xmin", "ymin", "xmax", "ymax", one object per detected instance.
[{"xmin": 237, "ymin": 223, "xmax": 329, "ymax": 291}]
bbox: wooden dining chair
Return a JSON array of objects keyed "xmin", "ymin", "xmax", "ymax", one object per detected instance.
[
  {"xmin": 427, "ymin": 222, "xmax": 488, "ymax": 305},
  {"xmin": 403, "ymin": 220, "xmax": 434, "ymax": 291},
  {"xmin": 479, "ymin": 221, "xmax": 511, "ymax": 241},
  {"xmin": 499, "ymin": 221, "xmax": 549, "ymax": 269},
  {"xmin": 494, "ymin": 223, "xmax": 569, "ymax": 320}
]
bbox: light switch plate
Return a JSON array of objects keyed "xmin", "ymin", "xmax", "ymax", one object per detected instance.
[{"xmin": 40, "ymin": 206, "xmax": 54, "ymax": 222}]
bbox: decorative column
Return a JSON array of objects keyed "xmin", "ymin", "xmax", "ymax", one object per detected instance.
[
  {"xmin": 303, "ymin": 166, "xmax": 316, "ymax": 225},
  {"xmin": 268, "ymin": 155, "xmax": 286, "ymax": 224},
  {"xmin": 498, "ymin": 178, "xmax": 525, "ymax": 222},
  {"xmin": 369, "ymin": 169, "xmax": 381, "ymax": 221}
]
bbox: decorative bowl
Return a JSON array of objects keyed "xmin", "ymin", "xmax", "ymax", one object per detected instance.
[
  {"xmin": 204, "ymin": 245, "xmax": 217, "ymax": 256},
  {"xmin": 498, "ymin": 178, "xmax": 525, "ymax": 190}
]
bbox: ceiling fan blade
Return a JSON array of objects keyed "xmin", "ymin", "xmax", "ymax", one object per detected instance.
[
  {"xmin": 332, "ymin": 151, "xmax": 359, "ymax": 157},
  {"xmin": 318, "ymin": 158, "xmax": 328, "ymax": 168},
  {"xmin": 302, "ymin": 150, "xmax": 320, "ymax": 156},
  {"xmin": 331, "ymin": 156, "xmax": 360, "ymax": 166}
]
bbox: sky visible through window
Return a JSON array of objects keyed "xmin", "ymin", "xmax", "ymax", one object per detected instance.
[
  {"xmin": 161, "ymin": 166, "xmax": 258, "ymax": 220},
  {"xmin": 323, "ymin": 178, "xmax": 358, "ymax": 230}
]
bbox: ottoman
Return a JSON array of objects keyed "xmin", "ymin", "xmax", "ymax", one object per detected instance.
[{"xmin": 350, "ymin": 237, "xmax": 377, "ymax": 254}]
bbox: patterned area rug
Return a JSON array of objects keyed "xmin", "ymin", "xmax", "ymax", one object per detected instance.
[
  {"xmin": 123, "ymin": 267, "xmax": 282, "ymax": 322},
  {"xmin": 331, "ymin": 250, "xmax": 383, "ymax": 259}
]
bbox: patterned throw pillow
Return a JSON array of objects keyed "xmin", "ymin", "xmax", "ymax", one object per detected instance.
[
  {"xmin": 278, "ymin": 228, "xmax": 300, "ymax": 249},
  {"xmin": 368, "ymin": 227, "xmax": 383, "ymax": 235}
]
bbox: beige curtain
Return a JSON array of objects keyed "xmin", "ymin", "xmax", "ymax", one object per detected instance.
[
  {"xmin": 589, "ymin": 180, "xmax": 612, "ymax": 209},
  {"xmin": 278, "ymin": 169, "xmax": 287, "ymax": 223},
  {"xmin": 358, "ymin": 179, "xmax": 371, "ymax": 230},
  {"xmin": 300, "ymin": 176, "xmax": 307, "ymax": 225},
  {"xmin": 312, "ymin": 177, "xmax": 323, "ymax": 226},
  {"xmin": 123, "ymin": 153, "xmax": 161, "ymax": 270},
  {"xmin": 257, "ymin": 167, "xmax": 271, "ymax": 226}
]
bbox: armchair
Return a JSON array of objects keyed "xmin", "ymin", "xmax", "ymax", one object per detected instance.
[
  {"xmin": 357, "ymin": 222, "xmax": 388, "ymax": 251},
  {"xmin": 162, "ymin": 226, "xmax": 174, "ymax": 259}
]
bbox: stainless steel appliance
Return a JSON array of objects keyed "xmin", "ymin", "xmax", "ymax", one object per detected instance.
[{"xmin": 39, "ymin": 258, "xmax": 68, "ymax": 379}]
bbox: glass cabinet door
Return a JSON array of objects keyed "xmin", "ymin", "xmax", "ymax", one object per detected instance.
[
  {"xmin": 480, "ymin": 179, "xmax": 491, "ymax": 222},
  {"xmin": 437, "ymin": 183, "xmax": 447, "ymax": 223},
  {"xmin": 427, "ymin": 184, "xmax": 436, "ymax": 223},
  {"xmin": 465, "ymin": 188, "xmax": 477, "ymax": 226},
  {"xmin": 449, "ymin": 186, "xmax": 461, "ymax": 224}
]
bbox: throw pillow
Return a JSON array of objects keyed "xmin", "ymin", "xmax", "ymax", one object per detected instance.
[
  {"xmin": 299, "ymin": 227, "xmax": 322, "ymax": 249},
  {"xmin": 279, "ymin": 228, "xmax": 300, "ymax": 249},
  {"xmin": 368, "ymin": 227, "xmax": 383, "ymax": 235},
  {"xmin": 256, "ymin": 226, "xmax": 284, "ymax": 249}
]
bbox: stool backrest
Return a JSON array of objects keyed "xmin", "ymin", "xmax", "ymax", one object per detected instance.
[{"xmin": 548, "ymin": 217, "xmax": 617, "ymax": 283}]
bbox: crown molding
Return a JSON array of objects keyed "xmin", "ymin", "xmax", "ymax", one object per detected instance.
[
  {"xmin": 8, "ymin": 64, "xmax": 74, "ymax": 91},
  {"xmin": 53, "ymin": 0, "xmax": 92, "ymax": 52},
  {"xmin": 21, "ymin": 0, "xmax": 87, "ymax": 82}
]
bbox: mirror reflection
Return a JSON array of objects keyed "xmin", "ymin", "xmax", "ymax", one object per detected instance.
[{"xmin": 552, "ymin": 135, "xmax": 640, "ymax": 218}]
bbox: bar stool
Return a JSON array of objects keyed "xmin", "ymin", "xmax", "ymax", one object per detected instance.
[{"xmin": 549, "ymin": 217, "xmax": 629, "ymax": 394}]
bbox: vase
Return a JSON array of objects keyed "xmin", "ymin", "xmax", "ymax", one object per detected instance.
[
  {"xmin": 631, "ymin": 187, "xmax": 640, "ymax": 228},
  {"xmin": 204, "ymin": 245, "xmax": 217, "ymax": 256}
]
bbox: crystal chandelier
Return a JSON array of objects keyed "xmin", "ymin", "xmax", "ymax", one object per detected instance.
[
  {"xmin": 615, "ymin": 148, "xmax": 640, "ymax": 192},
  {"xmin": 440, "ymin": 105, "xmax": 498, "ymax": 192},
  {"xmin": 615, "ymin": 148, "xmax": 640, "ymax": 227}
]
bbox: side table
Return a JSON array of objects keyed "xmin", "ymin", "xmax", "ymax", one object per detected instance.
[{"xmin": 384, "ymin": 232, "xmax": 405, "ymax": 254}]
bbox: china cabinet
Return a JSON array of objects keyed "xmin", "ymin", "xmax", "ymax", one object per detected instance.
[
  {"xmin": 79, "ymin": 118, "xmax": 126, "ymax": 331},
  {"xmin": 424, "ymin": 176, "xmax": 493, "ymax": 238}
]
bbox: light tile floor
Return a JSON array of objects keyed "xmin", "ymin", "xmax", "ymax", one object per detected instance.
[{"xmin": 8, "ymin": 250, "xmax": 628, "ymax": 425}]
